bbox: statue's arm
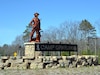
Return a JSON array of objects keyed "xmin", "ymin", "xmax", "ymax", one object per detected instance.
[{"xmin": 29, "ymin": 18, "xmax": 34, "ymax": 26}]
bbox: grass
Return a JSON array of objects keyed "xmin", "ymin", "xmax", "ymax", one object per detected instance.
[{"xmin": 0, "ymin": 66, "xmax": 100, "ymax": 75}]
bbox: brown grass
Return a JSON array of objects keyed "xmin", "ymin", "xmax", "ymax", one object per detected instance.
[{"xmin": 0, "ymin": 66, "xmax": 100, "ymax": 75}]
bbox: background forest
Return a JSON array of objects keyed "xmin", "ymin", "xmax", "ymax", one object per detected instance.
[{"xmin": 0, "ymin": 19, "xmax": 100, "ymax": 62}]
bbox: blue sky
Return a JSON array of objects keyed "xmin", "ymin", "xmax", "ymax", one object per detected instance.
[{"xmin": 0, "ymin": 0, "xmax": 100, "ymax": 46}]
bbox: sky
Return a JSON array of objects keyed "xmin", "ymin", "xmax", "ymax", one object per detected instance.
[{"xmin": 0, "ymin": 0, "xmax": 100, "ymax": 46}]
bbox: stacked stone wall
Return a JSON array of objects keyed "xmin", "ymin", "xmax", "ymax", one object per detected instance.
[{"xmin": 0, "ymin": 55, "xmax": 98, "ymax": 70}]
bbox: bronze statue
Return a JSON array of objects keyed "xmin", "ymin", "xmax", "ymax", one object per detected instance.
[{"xmin": 29, "ymin": 12, "xmax": 41, "ymax": 42}]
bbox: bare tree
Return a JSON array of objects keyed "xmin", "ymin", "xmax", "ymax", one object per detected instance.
[
  {"xmin": 41, "ymin": 27, "xmax": 59, "ymax": 43},
  {"xmin": 12, "ymin": 34, "xmax": 24, "ymax": 46},
  {"xmin": 41, "ymin": 21, "xmax": 80, "ymax": 43},
  {"xmin": 11, "ymin": 34, "xmax": 24, "ymax": 56}
]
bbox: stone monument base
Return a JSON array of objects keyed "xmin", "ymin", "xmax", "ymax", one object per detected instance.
[{"xmin": 24, "ymin": 42, "xmax": 41, "ymax": 59}]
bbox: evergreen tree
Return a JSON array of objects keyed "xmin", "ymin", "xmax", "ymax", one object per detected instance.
[
  {"xmin": 23, "ymin": 24, "xmax": 32, "ymax": 42},
  {"xmin": 79, "ymin": 19, "xmax": 95, "ymax": 39},
  {"xmin": 79, "ymin": 19, "xmax": 96, "ymax": 53}
]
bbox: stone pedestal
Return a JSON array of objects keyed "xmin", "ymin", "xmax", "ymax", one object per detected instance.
[
  {"xmin": 24, "ymin": 42, "xmax": 42, "ymax": 59},
  {"xmin": 24, "ymin": 42, "xmax": 36, "ymax": 59}
]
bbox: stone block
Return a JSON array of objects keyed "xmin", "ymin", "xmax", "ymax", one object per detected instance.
[
  {"xmin": 50, "ymin": 57, "xmax": 53, "ymax": 62},
  {"xmin": 48, "ymin": 63, "xmax": 53, "ymax": 67},
  {"xmin": 24, "ymin": 42, "xmax": 35, "ymax": 58},
  {"xmin": 46, "ymin": 57, "xmax": 50, "ymax": 61},
  {"xmin": 23, "ymin": 56, "xmax": 35, "ymax": 60},
  {"xmin": 17, "ymin": 63, "xmax": 27, "ymax": 69},
  {"xmin": 81, "ymin": 61, "xmax": 88, "ymax": 66},
  {"xmin": 10, "ymin": 62, "xmax": 18, "ymax": 67},
  {"xmin": 62, "ymin": 56, "xmax": 67, "ymax": 60},
  {"xmin": 38, "ymin": 56, "xmax": 43, "ymax": 59},
  {"xmin": 51, "ymin": 65, "xmax": 58, "ymax": 68},
  {"xmin": 15, "ymin": 59, "xmax": 23, "ymax": 64},
  {"xmin": 5, "ymin": 59, "xmax": 13, "ymax": 64},
  {"xmin": 0, "ymin": 59, "xmax": 3, "ymax": 63},
  {"xmin": 30, "ymin": 62, "xmax": 38, "ymax": 69},
  {"xmin": 46, "ymin": 63, "xmax": 53, "ymax": 68},
  {"xmin": 52, "ymin": 56, "xmax": 57, "ymax": 61},
  {"xmin": 63, "ymin": 60, "xmax": 70, "ymax": 67},
  {"xmin": 35, "ymin": 51, "xmax": 42, "ymax": 59},
  {"xmin": 58, "ymin": 60, "xmax": 65, "ymax": 68},
  {"xmin": 43, "ymin": 57, "xmax": 46, "ymax": 62},
  {"xmin": 37, "ymin": 63, "xmax": 44, "ymax": 69},
  {"xmin": 0, "ymin": 63, "xmax": 4, "ymax": 68},
  {"xmin": 36, "ymin": 58, "xmax": 43, "ymax": 63},
  {"xmin": 1, "ymin": 56, "xmax": 9, "ymax": 60},
  {"xmin": 57, "ymin": 64, "xmax": 60, "ymax": 68},
  {"xmin": 84, "ymin": 55, "xmax": 90, "ymax": 59}
]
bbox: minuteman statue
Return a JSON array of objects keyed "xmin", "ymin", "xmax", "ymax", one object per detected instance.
[{"xmin": 29, "ymin": 12, "xmax": 41, "ymax": 42}]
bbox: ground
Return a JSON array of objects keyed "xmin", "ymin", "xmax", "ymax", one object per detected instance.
[{"xmin": 0, "ymin": 66, "xmax": 100, "ymax": 75}]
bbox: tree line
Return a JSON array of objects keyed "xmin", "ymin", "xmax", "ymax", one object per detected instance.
[{"xmin": 0, "ymin": 19, "xmax": 100, "ymax": 56}]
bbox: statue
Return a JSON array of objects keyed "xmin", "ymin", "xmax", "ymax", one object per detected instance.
[{"xmin": 29, "ymin": 12, "xmax": 41, "ymax": 42}]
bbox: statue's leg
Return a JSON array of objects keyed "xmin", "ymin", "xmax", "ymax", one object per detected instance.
[
  {"xmin": 36, "ymin": 30, "xmax": 40, "ymax": 42},
  {"xmin": 30, "ymin": 29, "xmax": 35, "ymax": 42}
]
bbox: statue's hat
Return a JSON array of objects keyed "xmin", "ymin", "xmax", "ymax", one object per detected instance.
[{"xmin": 34, "ymin": 12, "xmax": 39, "ymax": 15}]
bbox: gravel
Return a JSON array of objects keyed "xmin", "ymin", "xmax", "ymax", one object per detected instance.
[{"xmin": 0, "ymin": 66, "xmax": 100, "ymax": 75}]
